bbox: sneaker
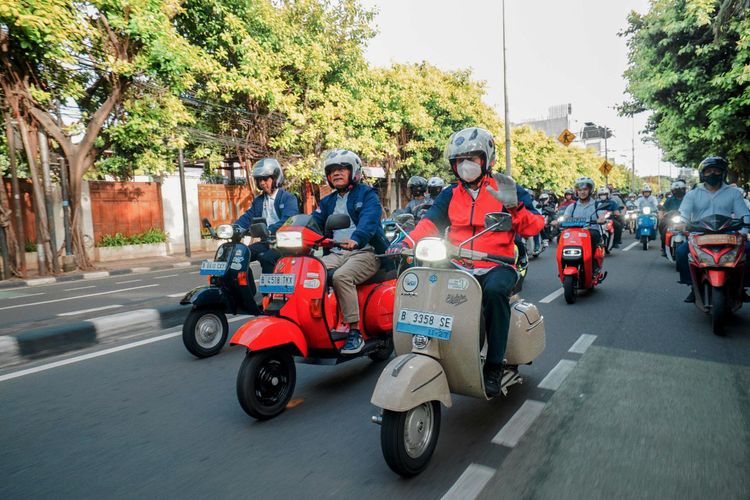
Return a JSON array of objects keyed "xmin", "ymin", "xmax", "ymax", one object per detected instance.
[
  {"xmin": 684, "ymin": 289, "xmax": 695, "ymax": 303},
  {"xmin": 340, "ymin": 330, "xmax": 364, "ymax": 355},
  {"xmin": 483, "ymin": 363, "xmax": 503, "ymax": 397}
]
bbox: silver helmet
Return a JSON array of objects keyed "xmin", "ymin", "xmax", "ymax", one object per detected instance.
[
  {"xmin": 252, "ymin": 158, "xmax": 284, "ymax": 188},
  {"xmin": 323, "ymin": 149, "xmax": 363, "ymax": 188},
  {"xmin": 574, "ymin": 176, "xmax": 595, "ymax": 191},
  {"xmin": 445, "ymin": 127, "xmax": 496, "ymax": 181}
]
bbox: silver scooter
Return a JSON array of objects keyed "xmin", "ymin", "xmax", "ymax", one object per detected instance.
[{"xmin": 371, "ymin": 212, "xmax": 546, "ymax": 477}]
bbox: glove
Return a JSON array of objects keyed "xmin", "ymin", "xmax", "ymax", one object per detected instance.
[
  {"xmin": 386, "ymin": 241, "xmax": 408, "ymax": 255},
  {"xmin": 487, "ymin": 173, "xmax": 519, "ymax": 209}
]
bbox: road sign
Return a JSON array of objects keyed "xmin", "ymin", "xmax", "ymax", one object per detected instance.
[
  {"xmin": 599, "ymin": 160, "xmax": 613, "ymax": 176},
  {"xmin": 558, "ymin": 129, "xmax": 576, "ymax": 146}
]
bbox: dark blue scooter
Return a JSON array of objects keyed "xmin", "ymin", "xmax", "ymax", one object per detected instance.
[{"xmin": 636, "ymin": 207, "xmax": 657, "ymax": 251}]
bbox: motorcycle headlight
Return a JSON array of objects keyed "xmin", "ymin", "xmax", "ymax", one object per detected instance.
[
  {"xmin": 385, "ymin": 230, "xmax": 396, "ymax": 240},
  {"xmin": 276, "ymin": 231, "xmax": 303, "ymax": 248},
  {"xmin": 642, "ymin": 207, "xmax": 651, "ymax": 215},
  {"xmin": 719, "ymin": 247, "xmax": 740, "ymax": 266},
  {"xmin": 671, "ymin": 215, "xmax": 682, "ymax": 224},
  {"xmin": 557, "ymin": 216, "xmax": 565, "ymax": 222},
  {"xmin": 415, "ymin": 238, "xmax": 447, "ymax": 262},
  {"xmin": 216, "ymin": 224, "xmax": 235, "ymax": 239}
]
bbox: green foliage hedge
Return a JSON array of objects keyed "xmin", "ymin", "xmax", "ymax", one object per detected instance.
[{"xmin": 97, "ymin": 228, "xmax": 168, "ymax": 248}]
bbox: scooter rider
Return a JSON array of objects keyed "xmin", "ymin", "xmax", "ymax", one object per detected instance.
[
  {"xmin": 388, "ymin": 127, "xmax": 544, "ymax": 396},
  {"xmin": 405, "ymin": 176, "xmax": 429, "ymax": 217},
  {"xmin": 563, "ymin": 177, "xmax": 607, "ymax": 275},
  {"xmin": 596, "ymin": 187, "xmax": 622, "ymax": 248},
  {"xmin": 313, "ymin": 149, "xmax": 388, "ymax": 354},
  {"xmin": 676, "ymin": 157, "xmax": 750, "ymax": 303},
  {"xmin": 636, "ymin": 185, "xmax": 659, "ymax": 212},
  {"xmin": 427, "ymin": 176, "xmax": 446, "ymax": 199},
  {"xmin": 235, "ymin": 158, "xmax": 299, "ymax": 274},
  {"xmin": 658, "ymin": 179, "xmax": 687, "ymax": 255},
  {"xmin": 559, "ymin": 188, "xmax": 576, "ymax": 209}
]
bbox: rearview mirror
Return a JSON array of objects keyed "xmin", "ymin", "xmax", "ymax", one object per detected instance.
[
  {"xmin": 395, "ymin": 213, "xmax": 415, "ymax": 226},
  {"xmin": 485, "ymin": 212, "xmax": 512, "ymax": 232},
  {"xmin": 252, "ymin": 217, "xmax": 267, "ymax": 225},
  {"xmin": 249, "ymin": 222, "xmax": 270, "ymax": 239},
  {"xmin": 743, "ymin": 214, "xmax": 750, "ymax": 226},
  {"xmin": 325, "ymin": 214, "xmax": 352, "ymax": 235},
  {"xmin": 202, "ymin": 218, "xmax": 212, "ymax": 229}
]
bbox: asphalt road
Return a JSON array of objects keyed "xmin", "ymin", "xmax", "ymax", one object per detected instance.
[{"xmin": 1, "ymin": 238, "xmax": 748, "ymax": 499}]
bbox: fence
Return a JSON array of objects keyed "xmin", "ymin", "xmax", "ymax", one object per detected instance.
[
  {"xmin": 3, "ymin": 179, "xmax": 36, "ymax": 247},
  {"xmin": 197, "ymin": 184, "xmax": 253, "ymax": 230},
  {"xmin": 88, "ymin": 181, "xmax": 164, "ymax": 244}
]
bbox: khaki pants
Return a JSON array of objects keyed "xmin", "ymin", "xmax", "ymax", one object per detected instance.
[{"xmin": 320, "ymin": 250, "xmax": 380, "ymax": 324}]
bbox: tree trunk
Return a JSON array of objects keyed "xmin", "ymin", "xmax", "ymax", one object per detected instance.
[
  {"xmin": 67, "ymin": 158, "xmax": 93, "ymax": 270},
  {"xmin": 0, "ymin": 178, "xmax": 20, "ymax": 277}
]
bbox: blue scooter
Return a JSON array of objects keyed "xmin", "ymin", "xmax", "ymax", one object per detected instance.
[{"xmin": 635, "ymin": 207, "xmax": 657, "ymax": 251}]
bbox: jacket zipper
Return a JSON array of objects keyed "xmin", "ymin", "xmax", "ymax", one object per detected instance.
[{"xmin": 469, "ymin": 195, "xmax": 477, "ymax": 254}]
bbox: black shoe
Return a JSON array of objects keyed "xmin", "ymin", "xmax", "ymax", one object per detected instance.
[
  {"xmin": 742, "ymin": 290, "xmax": 750, "ymax": 303},
  {"xmin": 613, "ymin": 243, "xmax": 621, "ymax": 249},
  {"xmin": 340, "ymin": 330, "xmax": 364, "ymax": 355},
  {"xmin": 483, "ymin": 363, "xmax": 503, "ymax": 397},
  {"xmin": 684, "ymin": 290, "xmax": 695, "ymax": 303}
]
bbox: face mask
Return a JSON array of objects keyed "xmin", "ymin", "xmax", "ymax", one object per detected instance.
[
  {"xmin": 704, "ymin": 173, "xmax": 722, "ymax": 187},
  {"xmin": 457, "ymin": 160, "xmax": 482, "ymax": 183}
]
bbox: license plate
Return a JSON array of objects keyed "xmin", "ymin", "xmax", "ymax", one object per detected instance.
[
  {"xmin": 199, "ymin": 260, "xmax": 228, "ymax": 276},
  {"xmin": 396, "ymin": 309, "xmax": 453, "ymax": 340},
  {"xmin": 259, "ymin": 273, "xmax": 296, "ymax": 294}
]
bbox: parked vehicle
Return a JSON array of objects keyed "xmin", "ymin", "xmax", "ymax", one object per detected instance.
[
  {"xmin": 231, "ymin": 214, "xmax": 397, "ymax": 420},
  {"xmin": 370, "ymin": 212, "xmax": 545, "ymax": 477},
  {"xmin": 180, "ymin": 219, "xmax": 263, "ymax": 358},
  {"xmin": 556, "ymin": 216, "xmax": 607, "ymax": 304},
  {"xmin": 636, "ymin": 207, "xmax": 658, "ymax": 251}
]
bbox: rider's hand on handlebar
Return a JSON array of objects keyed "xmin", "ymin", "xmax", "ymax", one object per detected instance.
[
  {"xmin": 339, "ymin": 239, "xmax": 359, "ymax": 250},
  {"xmin": 487, "ymin": 173, "xmax": 519, "ymax": 209},
  {"xmin": 386, "ymin": 241, "xmax": 408, "ymax": 255}
]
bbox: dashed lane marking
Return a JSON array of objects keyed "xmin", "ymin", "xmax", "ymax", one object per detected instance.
[
  {"xmin": 115, "ymin": 279, "xmax": 142, "ymax": 285},
  {"xmin": 0, "ymin": 292, "xmax": 45, "ymax": 300},
  {"xmin": 492, "ymin": 400, "xmax": 546, "ymax": 447},
  {"xmin": 622, "ymin": 241, "xmax": 639, "ymax": 252},
  {"xmin": 0, "ymin": 284, "xmax": 159, "ymax": 311},
  {"xmin": 441, "ymin": 464, "xmax": 496, "ymax": 500},
  {"xmin": 58, "ymin": 305, "xmax": 123, "ymax": 316},
  {"xmin": 539, "ymin": 287, "xmax": 564, "ymax": 304},
  {"xmin": 167, "ymin": 292, "xmax": 186, "ymax": 298},
  {"xmin": 569, "ymin": 334, "xmax": 597, "ymax": 354},
  {"xmin": 63, "ymin": 285, "xmax": 96, "ymax": 292},
  {"xmin": 538, "ymin": 359, "xmax": 577, "ymax": 391},
  {"xmin": 153, "ymin": 274, "xmax": 179, "ymax": 279}
]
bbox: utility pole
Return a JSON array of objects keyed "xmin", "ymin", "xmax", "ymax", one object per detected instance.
[
  {"xmin": 604, "ymin": 128, "xmax": 609, "ymax": 186},
  {"xmin": 178, "ymin": 147, "xmax": 191, "ymax": 257},
  {"xmin": 502, "ymin": 0, "xmax": 512, "ymax": 176},
  {"xmin": 5, "ymin": 116, "xmax": 26, "ymax": 275},
  {"xmin": 631, "ymin": 117, "xmax": 636, "ymax": 193}
]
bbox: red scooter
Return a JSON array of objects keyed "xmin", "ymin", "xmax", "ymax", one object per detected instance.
[
  {"xmin": 556, "ymin": 217, "xmax": 607, "ymax": 304},
  {"xmin": 662, "ymin": 210, "xmax": 685, "ymax": 266},
  {"xmin": 686, "ymin": 214, "xmax": 750, "ymax": 336},
  {"xmin": 230, "ymin": 214, "xmax": 396, "ymax": 420}
]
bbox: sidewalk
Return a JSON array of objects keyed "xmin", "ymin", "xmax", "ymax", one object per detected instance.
[{"xmin": 0, "ymin": 250, "xmax": 216, "ymax": 289}]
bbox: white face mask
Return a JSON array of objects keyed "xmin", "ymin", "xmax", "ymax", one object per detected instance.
[{"xmin": 457, "ymin": 160, "xmax": 482, "ymax": 183}]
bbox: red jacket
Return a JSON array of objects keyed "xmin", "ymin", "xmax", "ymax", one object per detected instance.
[{"xmin": 408, "ymin": 177, "xmax": 544, "ymax": 269}]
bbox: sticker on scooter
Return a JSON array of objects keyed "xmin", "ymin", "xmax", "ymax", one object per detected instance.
[
  {"xmin": 303, "ymin": 279, "xmax": 320, "ymax": 289},
  {"xmin": 447, "ymin": 278, "xmax": 468, "ymax": 290},
  {"xmin": 445, "ymin": 294, "xmax": 468, "ymax": 306},
  {"xmin": 230, "ymin": 262, "xmax": 242, "ymax": 270},
  {"xmin": 429, "ymin": 274, "xmax": 438, "ymax": 284},
  {"xmin": 396, "ymin": 308, "xmax": 453, "ymax": 340},
  {"xmin": 402, "ymin": 272, "xmax": 419, "ymax": 292}
]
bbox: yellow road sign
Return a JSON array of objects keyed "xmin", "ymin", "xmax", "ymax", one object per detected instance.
[
  {"xmin": 558, "ymin": 129, "xmax": 576, "ymax": 146},
  {"xmin": 599, "ymin": 160, "xmax": 613, "ymax": 176}
]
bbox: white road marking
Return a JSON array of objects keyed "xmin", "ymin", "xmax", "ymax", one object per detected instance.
[
  {"xmin": 173, "ymin": 262, "xmax": 191, "ymax": 268},
  {"xmin": 63, "ymin": 285, "xmax": 96, "ymax": 292},
  {"xmin": 622, "ymin": 241, "xmax": 639, "ymax": 252},
  {"xmin": 167, "ymin": 292, "xmax": 186, "ymax": 298},
  {"xmin": 115, "ymin": 279, "xmax": 142, "ymax": 285},
  {"xmin": 27, "ymin": 277, "xmax": 56, "ymax": 286},
  {"xmin": 131, "ymin": 267, "xmax": 151, "ymax": 273},
  {"xmin": 492, "ymin": 400, "xmax": 546, "ymax": 447},
  {"xmin": 153, "ymin": 274, "xmax": 178, "ymax": 279},
  {"xmin": 83, "ymin": 271, "xmax": 109, "ymax": 279},
  {"xmin": 538, "ymin": 359, "xmax": 577, "ymax": 391},
  {"xmin": 189, "ymin": 271, "xmax": 200, "ymax": 275},
  {"xmin": 539, "ymin": 287, "xmax": 564, "ymax": 304},
  {"xmin": 0, "ymin": 284, "xmax": 159, "ymax": 311},
  {"xmin": 0, "ymin": 292, "xmax": 45, "ymax": 300},
  {"xmin": 441, "ymin": 463, "xmax": 496, "ymax": 500},
  {"xmin": 569, "ymin": 334, "xmax": 597, "ymax": 354},
  {"xmin": 58, "ymin": 305, "xmax": 123, "ymax": 316}
]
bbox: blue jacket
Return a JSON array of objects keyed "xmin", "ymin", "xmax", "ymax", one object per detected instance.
[
  {"xmin": 235, "ymin": 189, "xmax": 299, "ymax": 234},
  {"xmin": 312, "ymin": 184, "xmax": 388, "ymax": 254}
]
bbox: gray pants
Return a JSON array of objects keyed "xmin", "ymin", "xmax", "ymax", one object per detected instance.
[{"xmin": 320, "ymin": 250, "xmax": 380, "ymax": 324}]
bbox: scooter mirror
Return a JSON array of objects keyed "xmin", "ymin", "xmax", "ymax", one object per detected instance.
[
  {"xmin": 743, "ymin": 214, "xmax": 750, "ymax": 226},
  {"xmin": 202, "ymin": 218, "xmax": 212, "ymax": 229},
  {"xmin": 395, "ymin": 213, "xmax": 415, "ymax": 226},
  {"xmin": 249, "ymin": 222, "xmax": 270, "ymax": 239},
  {"xmin": 325, "ymin": 214, "xmax": 352, "ymax": 235},
  {"xmin": 485, "ymin": 212, "xmax": 512, "ymax": 232}
]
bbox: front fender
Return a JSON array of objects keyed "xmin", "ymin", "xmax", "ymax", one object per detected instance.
[
  {"xmin": 562, "ymin": 266, "xmax": 578, "ymax": 277},
  {"xmin": 180, "ymin": 286, "xmax": 234, "ymax": 313},
  {"xmin": 706, "ymin": 270, "xmax": 727, "ymax": 288},
  {"xmin": 229, "ymin": 316, "xmax": 308, "ymax": 357},
  {"xmin": 371, "ymin": 354, "xmax": 452, "ymax": 412}
]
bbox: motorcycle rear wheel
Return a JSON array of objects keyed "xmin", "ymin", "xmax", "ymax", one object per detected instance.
[
  {"xmin": 563, "ymin": 275, "xmax": 576, "ymax": 304},
  {"xmin": 381, "ymin": 401, "xmax": 441, "ymax": 477},
  {"xmin": 711, "ymin": 286, "xmax": 727, "ymax": 337},
  {"xmin": 641, "ymin": 236, "xmax": 648, "ymax": 251},
  {"xmin": 237, "ymin": 349, "xmax": 296, "ymax": 420}
]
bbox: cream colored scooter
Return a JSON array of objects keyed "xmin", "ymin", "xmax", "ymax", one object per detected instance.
[{"xmin": 371, "ymin": 212, "xmax": 546, "ymax": 477}]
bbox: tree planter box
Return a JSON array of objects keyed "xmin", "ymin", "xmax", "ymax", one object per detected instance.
[{"xmin": 94, "ymin": 242, "xmax": 168, "ymax": 262}]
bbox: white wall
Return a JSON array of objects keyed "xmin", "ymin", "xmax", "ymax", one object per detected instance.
[{"xmin": 160, "ymin": 170, "xmax": 202, "ymax": 254}]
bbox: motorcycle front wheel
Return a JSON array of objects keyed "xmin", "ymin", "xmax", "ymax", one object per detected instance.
[
  {"xmin": 237, "ymin": 349, "xmax": 296, "ymax": 420},
  {"xmin": 381, "ymin": 401, "xmax": 441, "ymax": 477},
  {"xmin": 563, "ymin": 275, "xmax": 577, "ymax": 304},
  {"xmin": 711, "ymin": 286, "xmax": 727, "ymax": 337},
  {"xmin": 182, "ymin": 309, "xmax": 228, "ymax": 358}
]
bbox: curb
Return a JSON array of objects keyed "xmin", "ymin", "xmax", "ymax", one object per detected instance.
[
  {"xmin": 1, "ymin": 303, "xmax": 190, "ymax": 367},
  {"xmin": 0, "ymin": 259, "xmax": 206, "ymax": 290}
]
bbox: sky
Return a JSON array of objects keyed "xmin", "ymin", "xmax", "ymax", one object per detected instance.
[{"xmin": 361, "ymin": 0, "xmax": 678, "ymax": 180}]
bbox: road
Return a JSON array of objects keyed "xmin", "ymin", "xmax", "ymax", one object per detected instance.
[{"xmin": 1, "ymin": 238, "xmax": 749, "ymax": 499}]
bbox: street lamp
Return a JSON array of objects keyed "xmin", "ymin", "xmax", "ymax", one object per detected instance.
[{"xmin": 501, "ymin": 0, "xmax": 512, "ymax": 176}]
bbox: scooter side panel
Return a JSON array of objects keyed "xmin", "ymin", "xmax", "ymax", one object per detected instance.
[
  {"xmin": 371, "ymin": 354, "xmax": 452, "ymax": 411},
  {"xmin": 393, "ymin": 268, "xmax": 486, "ymax": 399},
  {"xmin": 180, "ymin": 286, "xmax": 236, "ymax": 313},
  {"xmin": 229, "ymin": 316, "xmax": 309, "ymax": 357}
]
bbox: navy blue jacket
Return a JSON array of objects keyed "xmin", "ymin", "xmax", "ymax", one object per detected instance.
[
  {"xmin": 235, "ymin": 189, "xmax": 299, "ymax": 234},
  {"xmin": 312, "ymin": 184, "xmax": 388, "ymax": 254}
]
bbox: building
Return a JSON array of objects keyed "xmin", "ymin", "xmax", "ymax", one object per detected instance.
[{"xmin": 515, "ymin": 104, "xmax": 572, "ymax": 140}]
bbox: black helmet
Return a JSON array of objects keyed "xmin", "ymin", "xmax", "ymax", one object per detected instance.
[
  {"xmin": 698, "ymin": 156, "xmax": 728, "ymax": 182},
  {"xmin": 427, "ymin": 176, "xmax": 445, "ymax": 198},
  {"xmin": 407, "ymin": 176, "xmax": 428, "ymax": 197}
]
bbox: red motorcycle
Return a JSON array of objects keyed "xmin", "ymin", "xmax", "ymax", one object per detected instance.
[
  {"xmin": 556, "ymin": 217, "xmax": 607, "ymax": 304},
  {"xmin": 686, "ymin": 214, "xmax": 750, "ymax": 336},
  {"xmin": 662, "ymin": 210, "xmax": 685, "ymax": 266},
  {"xmin": 231, "ymin": 214, "xmax": 396, "ymax": 420}
]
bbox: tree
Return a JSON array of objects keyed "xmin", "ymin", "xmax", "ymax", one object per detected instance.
[{"xmin": 621, "ymin": 0, "xmax": 750, "ymax": 182}]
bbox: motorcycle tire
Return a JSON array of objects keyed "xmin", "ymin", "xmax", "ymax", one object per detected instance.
[
  {"xmin": 182, "ymin": 308, "xmax": 229, "ymax": 358},
  {"xmin": 641, "ymin": 236, "xmax": 648, "ymax": 251},
  {"xmin": 237, "ymin": 349, "xmax": 296, "ymax": 420},
  {"xmin": 369, "ymin": 337, "xmax": 394, "ymax": 362},
  {"xmin": 381, "ymin": 401, "xmax": 441, "ymax": 477},
  {"xmin": 563, "ymin": 275, "xmax": 576, "ymax": 304},
  {"xmin": 711, "ymin": 286, "xmax": 727, "ymax": 337}
]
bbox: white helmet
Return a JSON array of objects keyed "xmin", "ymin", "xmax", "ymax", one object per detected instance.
[
  {"xmin": 252, "ymin": 158, "xmax": 284, "ymax": 188},
  {"xmin": 597, "ymin": 187, "xmax": 610, "ymax": 198},
  {"xmin": 642, "ymin": 184, "xmax": 652, "ymax": 193},
  {"xmin": 574, "ymin": 177, "xmax": 595, "ymax": 191},
  {"xmin": 670, "ymin": 180, "xmax": 687, "ymax": 191},
  {"xmin": 323, "ymin": 149, "xmax": 363, "ymax": 188}
]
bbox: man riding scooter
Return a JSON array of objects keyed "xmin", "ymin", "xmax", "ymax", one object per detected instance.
[
  {"xmin": 563, "ymin": 177, "xmax": 608, "ymax": 276},
  {"xmin": 659, "ymin": 179, "xmax": 687, "ymax": 256},
  {"xmin": 676, "ymin": 157, "xmax": 750, "ymax": 303},
  {"xmin": 596, "ymin": 187, "xmax": 622, "ymax": 249},
  {"xmin": 559, "ymin": 188, "xmax": 576, "ymax": 209},
  {"xmin": 388, "ymin": 127, "xmax": 544, "ymax": 396},
  {"xmin": 235, "ymin": 158, "xmax": 299, "ymax": 273},
  {"xmin": 636, "ymin": 184, "xmax": 659, "ymax": 213},
  {"xmin": 405, "ymin": 176, "xmax": 429, "ymax": 218},
  {"xmin": 313, "ymin": 149, "xmax": 389, "ymax": 354},
  {"xmin": 427, "ymin": 176, "xmax": 445, "ymax": 200}
]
